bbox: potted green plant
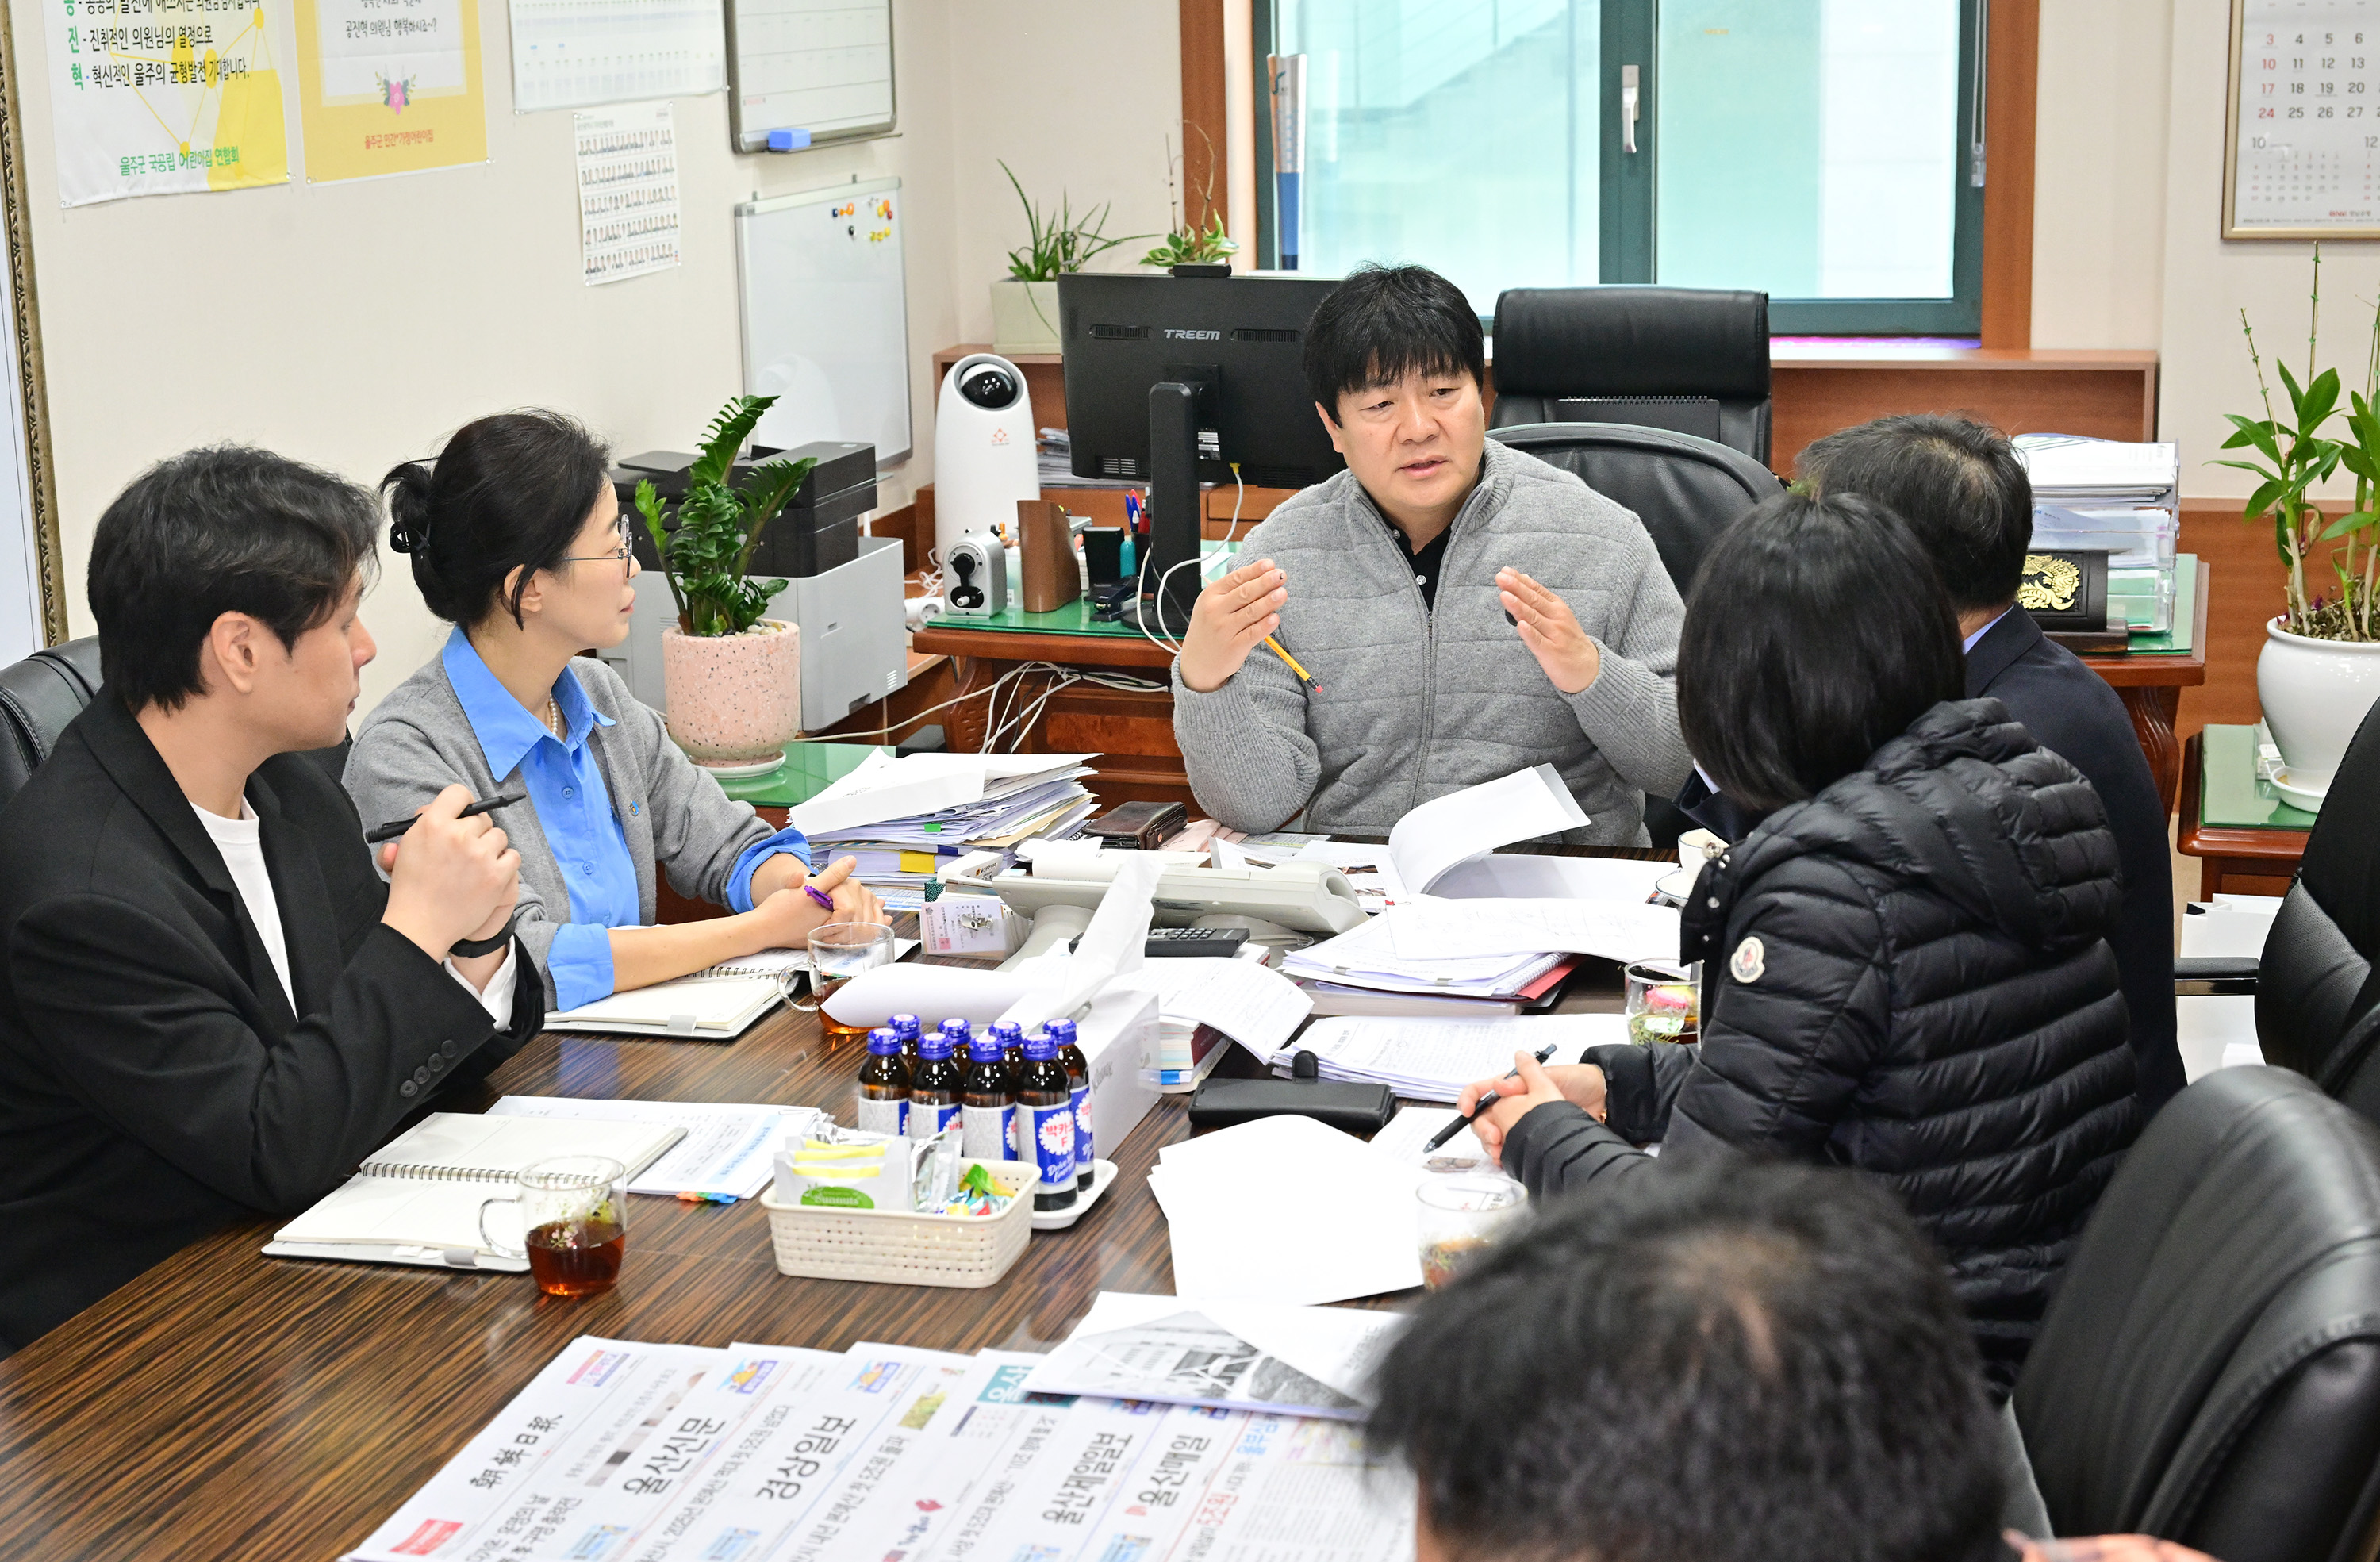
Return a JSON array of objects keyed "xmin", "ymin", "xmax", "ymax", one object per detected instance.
[
  {"xmin": 992, "ymin": 160, "xmax": 1146, "ymax": 355},
  {"xmin": 1142, "ymin": 129, "xmax": 1240, "ymax": 271},
  {"xmin": 631, "ymin": 393, "xmax": 819, "ymax": 770},
  {"xmin": 2215, "ymin": 245, "xmax": 2380, "ymax": 808}
]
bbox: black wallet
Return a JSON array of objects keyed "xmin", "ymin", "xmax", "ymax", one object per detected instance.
[{"xmin": 1187, "ymin": 1051, "xmax": 1396, "ymax": 1135}]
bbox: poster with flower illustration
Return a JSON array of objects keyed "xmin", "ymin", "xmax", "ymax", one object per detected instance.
[{"xmin": 292, "ymin": 0, "xmax": 485, "ymax": 181}]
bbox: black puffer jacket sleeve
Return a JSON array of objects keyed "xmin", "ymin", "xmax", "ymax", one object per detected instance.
[
  {"xmin": 1499, "ymin": 1042, "xmax": 1688, "ymax": 1196},
  {"xmin": 1665, "ymin": 851, "xmax": 1890, "ymax": 1161}
]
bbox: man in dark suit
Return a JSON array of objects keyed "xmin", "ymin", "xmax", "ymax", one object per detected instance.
[
  {"xmin": 0, "ymin": 447, "xmax": 538, "ymax": 1350},
  {"xmin": 1798, "ymin": 414, "xmax": 2182, "ymax": 1113}
]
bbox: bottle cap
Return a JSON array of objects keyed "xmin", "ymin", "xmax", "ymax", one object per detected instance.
[
  {"xmin": 988, "ymin": 1019, "xmax": 1024, "ymax": 1045},
  {"xmin": 1045, "ymin": 1019, "xmax": 1079, "ymax": 1045},
  {"xmin": 969, "ymin": 1034, "xmax": 1007, "ymax": 1063},
  {"xmin": 1023, "ymin": 1033, "xmax": 1058, "ymax": 1061},
  {"xmin": 919, "ymin": 1032, "xmax": 954, "ymax": 1060},
  {"xmin": 890, "ymin": 1014, "xmax": 921, "ymax": 1039},
  {"xmin": 866, "ymin": 1027, "xmax": 901, "ymax": 1055},
  {"xmin": 939, "ymin": 1017, "xmax": 972, "ymax": 1042}
]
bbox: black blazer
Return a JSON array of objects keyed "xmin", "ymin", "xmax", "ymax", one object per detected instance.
[
  {"xmin": 1966, "ymin": 610, "xmax": 2180, "ymax": 1112},
  {"xmin": 0, "ymin": 689, "xmax": 542, "ymax": 1348}
]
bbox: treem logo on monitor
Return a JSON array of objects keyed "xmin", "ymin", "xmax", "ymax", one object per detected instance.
[{"xmin": 1161, "ymin": 328, "xmax": 1222, "ymax": 340}]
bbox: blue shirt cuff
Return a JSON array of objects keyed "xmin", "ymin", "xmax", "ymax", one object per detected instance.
[
  {"xmin": 547, "ymin": 921, "xmax": 619, "ymax": 1011},
  {"xmin": 726, "ymin": 826, "xmax": 816, "ymax": 914}
]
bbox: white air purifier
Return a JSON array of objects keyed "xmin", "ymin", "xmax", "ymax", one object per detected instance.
[{"xmin": 933, "ymin": 352, "xmax": 1039, "ymax": 566}]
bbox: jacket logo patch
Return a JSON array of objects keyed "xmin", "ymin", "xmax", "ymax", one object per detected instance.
[{"xmin": 1729, "ymin": 935, "xmax": 1765, "ymax": 984}]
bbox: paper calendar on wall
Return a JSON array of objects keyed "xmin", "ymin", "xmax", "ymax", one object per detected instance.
[{"xmin": 2227, "ymin": 0, "xmax": 2380, "ymax": 237}]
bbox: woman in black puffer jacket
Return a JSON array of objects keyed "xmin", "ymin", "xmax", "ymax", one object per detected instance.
[{"xmin": 1462, "ymin": 489, "xmax": 2141, "ymax": 1392}]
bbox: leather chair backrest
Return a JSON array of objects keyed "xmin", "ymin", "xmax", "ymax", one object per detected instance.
[
  {"xmin": 0, "ymin": 637, "xmax": 102, "ymax": 811},
  {"xmin": 1490, "ymin": 286, "xmax": 1774, "ymax": 463},
  {"xmin": 2013, "ymin": 1067, "xmax": 2380, "ymax": 1562},
  {"xmin": 2260, "ymin": 697, "xmax": 2380, "ymax": 1107},
  {"xmin": 1488, "ymin": 422, "xmax": 1783, "ymax": 600}
]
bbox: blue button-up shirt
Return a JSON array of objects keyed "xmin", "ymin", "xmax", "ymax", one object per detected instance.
[{"xmin": 442, "ymin": 631, "xmax": 810, "ymax": 1009}]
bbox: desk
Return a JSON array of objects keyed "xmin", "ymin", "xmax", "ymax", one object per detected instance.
[
  {"xmin": 2178, "ymin": 729, "xmax": 2310, "ymax": 897},
  {"xmin": 0, "ymin": 911, "xmax": 1633, "ymax": 1560}
]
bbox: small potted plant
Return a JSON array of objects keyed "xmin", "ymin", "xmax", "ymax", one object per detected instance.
[
  {"xmin": 2215, "ymin": 245, "xmax": 2380, "ymax": 808},
  {"xmin": 992, "ymin": 160, "xmax": 1146, "ymax": 356},
  {"xmin": 1142, "ymin": 129, "xmax": 1239, "ymax": 271},
  {"xmin": 632, "ymin": 394, "xmax": 818, "ymax": 770}
]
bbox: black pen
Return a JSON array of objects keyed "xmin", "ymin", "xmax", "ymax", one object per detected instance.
[
  {"xmin": 365, "ymin": 789, "xmax": 528, "ymax": 845},
  {"xmin": 1426, "ymin": 1042, "xmax": 1561, "ymax": 1152}
]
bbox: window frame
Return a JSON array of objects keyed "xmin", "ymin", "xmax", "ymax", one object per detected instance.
[{"xmin": 1248, "ymin": 0, "xmax": 1993, "ymax": 338}]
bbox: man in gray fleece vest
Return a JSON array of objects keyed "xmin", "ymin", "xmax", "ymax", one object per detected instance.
[{"xmin": 1171, "ymin": 264, "xmax": 1692, "ymax": 844}]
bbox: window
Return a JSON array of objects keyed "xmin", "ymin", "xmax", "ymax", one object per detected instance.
[{"xmin": 1256, "ymin": 0, "xmax": 1986, "ymax": 336}]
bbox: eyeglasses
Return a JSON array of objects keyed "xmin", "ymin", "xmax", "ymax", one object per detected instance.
[{"xmin": 562, "ymin": 516, "xmax": 636, "ymax": 566}]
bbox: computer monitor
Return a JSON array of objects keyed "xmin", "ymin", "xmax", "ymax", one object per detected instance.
[{"xmin": 1057, "ymin": 271, "xmax": 1345, "ymax": 633}]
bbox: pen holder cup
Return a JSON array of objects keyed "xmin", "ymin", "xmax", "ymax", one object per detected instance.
[{"xmin": 759, "ymin": 1159, "xmax": 1036, "ymax": 1287}]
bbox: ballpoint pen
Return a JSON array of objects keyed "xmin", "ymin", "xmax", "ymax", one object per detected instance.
[
  {"xmin": 364, "ymin": 789, "xmax": 527, "ymax": 845},
  {"xmin": 1425, "ymin": 1042, "xmax": 1561, "ymax": 1152}
]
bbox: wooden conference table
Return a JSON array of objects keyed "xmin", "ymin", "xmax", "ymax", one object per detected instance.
[{"xmin": 0, "ymin": 900, "xmax": 1640, "ymax": 1560}]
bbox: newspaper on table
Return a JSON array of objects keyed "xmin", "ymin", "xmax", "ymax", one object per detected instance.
[
  {"xmin": 1021, "ymin": 1291, "xmax": 1407, "ymax": 1420},
  {"xmin": 346, "ymin": 1330, "xmax": 1414, "ymax": 1562}
]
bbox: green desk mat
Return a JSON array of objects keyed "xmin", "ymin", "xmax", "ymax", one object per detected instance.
[
  {"xmin": 2201, "ymin": 723, "xmax": 2317, "ymax": 830},
  {"xmin": 712, "ymin": 740, "xmax": 884, "ymax": 808},
  {"xmin": 922, "ymin": 539, "xmax": 1242, "ymax": 637},
  {"xmin": 2117, "ymin": 554, "xmax": 2196, "ymax": 654}
]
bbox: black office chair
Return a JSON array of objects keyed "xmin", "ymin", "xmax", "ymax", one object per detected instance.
[
  {"xmin": 2013, "ymin": 1067, "xmax": 2380, "ymax": 1562},
  {"xmin": 1490, "ymin": 286, "xmax": 1774, "ymax": 465},
  {"xmin": 1490, "ymin": 422, "xmax": 1782, "ymax": 604},
  {"xmin": 2175, "ymin": 700, "xmax": 2380, "ymax": 1118},
  {"xmin": 0, "ymin": 636, "xmax": 102, "ymax": 808}
]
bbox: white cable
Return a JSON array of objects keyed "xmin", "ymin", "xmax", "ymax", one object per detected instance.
[{"xmin": 991, "ymin": 669, "xmax": 1082, "ymax": 751}]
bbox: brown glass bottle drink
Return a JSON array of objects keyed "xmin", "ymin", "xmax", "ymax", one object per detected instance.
[
  {"xmin": 960, "ymin": 1034, "xmax": 1018, "ymax": 1161},
  {"xmin": 907, "ymin": 1022, "xmax": 965, "ymax": 1141},
  {"xmin": 856, "ymin": 1027, "xmax": 910, "ymax": 1136},
  {"xmin": 1046, "ymin": 1018, "xmax": 1094, "ymax": 1191},
  {"xmin": 1019, "ymin": 1032, "xmax": 1077, "ymax": 1212}
]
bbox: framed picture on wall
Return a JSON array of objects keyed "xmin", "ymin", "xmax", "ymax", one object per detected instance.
[{"xmin": 2225, "ymin": 0, "xmax": 2380, "ymax": 238}]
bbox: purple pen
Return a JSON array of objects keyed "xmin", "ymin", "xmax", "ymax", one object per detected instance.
[{"xmin": 804, "ymin": 884, "xmax": 835, "ymax": 911}]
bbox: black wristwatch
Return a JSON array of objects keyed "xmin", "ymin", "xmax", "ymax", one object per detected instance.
[{"xmin": 448, "ymin": 915, "xmax": 518, "ymax": 959}]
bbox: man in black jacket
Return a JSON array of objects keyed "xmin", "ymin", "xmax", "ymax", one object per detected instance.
[
  {"xmin": 0, "ymin": 447, "xmax": 537, "ymax": 1350},
  {"xmin": 1798, "ymin": 415, "xmax": 2182, "ymax": 1112}
]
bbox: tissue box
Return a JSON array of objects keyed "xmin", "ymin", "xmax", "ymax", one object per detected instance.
[{"xmin": 1074, "ymin": 985, "xmax": 1161, "ymax": 1161}]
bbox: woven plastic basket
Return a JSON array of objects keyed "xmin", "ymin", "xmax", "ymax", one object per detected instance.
[{"xmin": 758, "ymin": 1158, "xmax": 1036, "ymax": 1287}]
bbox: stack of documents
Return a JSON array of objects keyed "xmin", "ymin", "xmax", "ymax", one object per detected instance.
[
  {"xmin": 486, "ymin": 1096, "xmax": 803, "ymax": 1202},
  {"xmin": 1283, "ymin": 896, "xmax": 1681, "ymax": 1001},
  {"xmin": 2016, "ymin": 433, "xmax": 2182, "ymax": 633},
  {"xmin": 1149, "ymin": 1113, "xmax": 1433, "ymax": 1303},
  {"xmin": 348, "ymin": 1333, "xmax": 1414, "ymax": 1562},
  {"xmin": 788, "ymin": 749, "xmax": 1099, "ymax": 898},
  {"xmin": 1263, "ymin": 1013, "xmax": 1630, "ymax": 1102}
]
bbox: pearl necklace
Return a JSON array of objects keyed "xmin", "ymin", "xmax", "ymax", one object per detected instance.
[{"xmin": 543, "ymin": 695, "xmax": 562, "ymax": 738}]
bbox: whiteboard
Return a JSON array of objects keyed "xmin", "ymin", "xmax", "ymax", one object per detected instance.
[
  {"xmin": 724, "ymin": 0, "xmax": 894, "ymax": 153},
  {"xmin": 735, "ymin": 177, "xmax": 912, "ymax": 464}
]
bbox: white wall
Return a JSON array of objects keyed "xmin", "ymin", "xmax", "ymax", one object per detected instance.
[
  {"xmin": 10, "ymin": 0, "xmax": 1184, "ymax": 712},
  {"xmin": 2031, "ymin": 0, "xmax": 2172, "ymax": 351}
]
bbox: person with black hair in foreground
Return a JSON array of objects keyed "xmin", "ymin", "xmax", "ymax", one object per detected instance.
[
  {"xmin": 1457, "ymin": 489, "xmax": 2140, "ymax": 1395},
  {"xmin": 1368, "ymin": 1161, "xmax": 2217, "ymax": 1562},
  {"xmin": 1172, "ymin": 263, "xmax": 1691, "ymax": 844},
  {"xmin": 1794, "ymin": 413, "xmax": 2180, "ymax": 1115},
  {"xmin": 0, "ymin": 447, "xmax": 539, "ymax": 1349},
  {"xmin": 345, "ymin": 412, "xmax": 885, "ymax": 1014}
]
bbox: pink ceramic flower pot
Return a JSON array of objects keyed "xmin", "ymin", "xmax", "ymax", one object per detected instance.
[{"xmin": 661, "ymin": 620, "xmax": 802, "ymax": 766}]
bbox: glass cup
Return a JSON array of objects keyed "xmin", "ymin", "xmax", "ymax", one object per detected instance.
[
  {"xmin": 795, "ymin": 922, "xmax": 898, "ymax": 1042},
  {"xmin": 1625, "ymin": 959, "xmax": 1702, "ymax": 1046},
  {"xmin": 1416, "ymin": 1173, "xmax": 1527, "ymax": 1291},
  {"xmin": 479, "ymin": 1154, "xmax": 628, "ymax": 1299}
]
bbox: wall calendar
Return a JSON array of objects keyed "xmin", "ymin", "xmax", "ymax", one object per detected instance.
[{"xmin": 2227, "ymin": 0, "xmax": 2380, "ymax": 236}]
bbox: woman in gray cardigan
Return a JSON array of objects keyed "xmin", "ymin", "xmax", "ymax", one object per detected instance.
[{"xmin": 345, "ymin": 411, "xmax": 885, "ymax": 1011}]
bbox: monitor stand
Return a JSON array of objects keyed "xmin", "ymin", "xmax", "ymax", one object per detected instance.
[{"xmin": 1140, "ymin": 380, "xmax": 1205, "ymax": 639}]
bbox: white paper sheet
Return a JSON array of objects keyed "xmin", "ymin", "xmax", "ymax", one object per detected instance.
[
  {"xmin": 1278, "ymin": 1013, "xmax": 1631, "ymax": 1102},
  {"xmin": 1387, "ymin": 764, "xmax": 1591, "ymax": 893},
  {"xmin": 1023, "ymin": 1292, "xmax": 1405, "ymax": 1418},
  {"xmin": 575, "ymin": 102, "xmax": 681, "ymax": 286},
  {"xmin": 1426, "ymin": 850, "xmax": 1672, "ymax": 904},
  {"xmin": 1369, "ymin": 1104, "xmax": 1495, "ymax": 1173},
  {"xmin": 1292, "ymin": 842, "xmax": 1414, "ymax": 911},
  {"xmin": 488, "ymin": 1097, "xmax": 800, "ymax": 1201},
  {"xmin": 1113, "ymin": 956, "xmax": 1312, "ymax": 1053},
  {"xmin": 1151, "ymin": 1115, "xmax": 1428, "ymax": 1303}
]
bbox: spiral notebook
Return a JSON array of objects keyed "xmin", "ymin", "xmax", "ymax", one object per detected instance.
[{"xmin": 263, "ymin": 1113, "xmax": 685, "ymax": 1272}]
